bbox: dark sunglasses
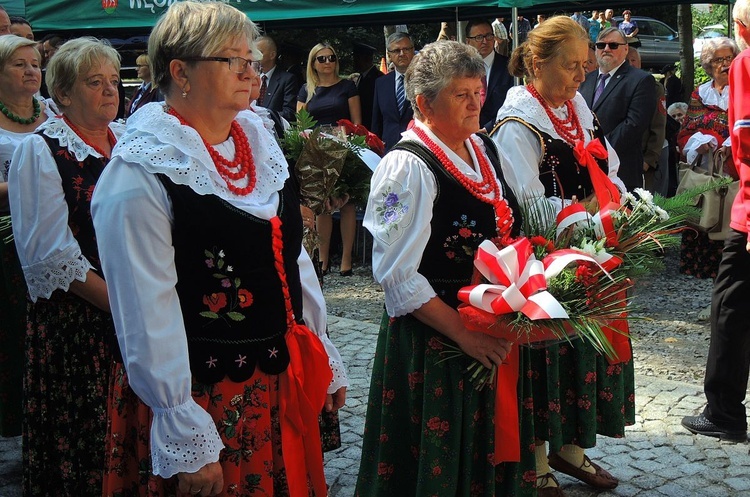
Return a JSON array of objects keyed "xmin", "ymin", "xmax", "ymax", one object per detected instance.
[
  {"xmin": 595, "ymin": 42, "xmax": 625, "ymax": 50},
  {"xmin": 315, "ymin": 54, "xmax": 337, "ymax": 63}
]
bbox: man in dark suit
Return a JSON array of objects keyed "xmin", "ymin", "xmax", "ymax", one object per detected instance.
[
  {"xmin": 580, "ymin": 27, "xmax": 657, "ymax": 192},
  {"xmin": 352, "ymin": 42, "xmax": 384, "ymax": 131},
  {"xmin": 464, "ymin": 19, "xmax": 514, "ymax": 131},
  {"xmin": 256, "ymin": 36, "xmax": 300, "ymax": 122},
  {"xmin": 371, "ymin": 32, "xmax": 415, "ymax": 151}
]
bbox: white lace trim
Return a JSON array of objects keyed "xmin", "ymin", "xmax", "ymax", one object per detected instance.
[
  {"xmin": 697, "ymin": 80, "xmax": 729, "ymax": 111},
  {"xmin": 150, "ymin": 401, "xmax": 221, "ymax": 478},
  {"xmin": 38, "ymin": 117, "xmax": 125, "ymax": 161},
  {"xmin": 23, "ymin": 246, "xmax": 93, "ymax": 302},
  {"xmin": 328, "ymin": 358, "xmax": 348, "ymax": 394},
  {"xmin": 114, "ymin": 103, "xmax": 288, "ymax": 204},
  {"xmin": 497, "ymin": 86, "xmax": 596, "ymax": 140}
]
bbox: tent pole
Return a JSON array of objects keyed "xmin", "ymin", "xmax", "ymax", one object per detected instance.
[{"xmin": 512, "ymin": 7, "xmax": 520, "ymax": 86}]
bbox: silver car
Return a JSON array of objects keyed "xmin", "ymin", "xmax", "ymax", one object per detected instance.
[{"xmin": 612, "ymin": 16, "xmax": 681, "ymax": 70}]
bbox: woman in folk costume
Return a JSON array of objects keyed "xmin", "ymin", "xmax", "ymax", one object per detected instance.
[
  {"xmin": 491, "ymin": 16, "xmax": 631, "ymax": 497},
  {"xmin": 91, "ymin": 2, "xmax": 348, "ymax": 495},
  {"xmin": 356, "ymin": 40, "xmax": 538, "ymax": 497}
]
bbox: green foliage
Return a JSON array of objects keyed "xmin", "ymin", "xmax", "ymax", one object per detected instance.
[
  {"xmin": 0, "ymin": 215, "xmax": 12, "ymax": 245},
  {"xmin": 692, "ymin": 4, "xmax": 729, "ymax": 37}
]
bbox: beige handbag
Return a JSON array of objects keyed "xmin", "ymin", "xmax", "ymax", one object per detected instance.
[{"xmin": 676, "ymin": 148, "xmax": 738, "ymax": 241}]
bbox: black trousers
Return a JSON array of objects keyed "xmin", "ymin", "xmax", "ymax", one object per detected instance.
[{"xmin": 704, "ymin": 229, "xmax": 750, "ymax": 431}]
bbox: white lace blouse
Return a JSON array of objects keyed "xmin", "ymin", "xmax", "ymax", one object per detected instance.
[
  {"xmin": 363, "ymin": 120, "xmax": 512, "ymax": 317},
  {"xmin": 91, "ymin": 103, "xmax": 348, "ymax": 478},
  {"xmin": 8, "ymin": 117, "xmax": 125, "ymax": 301},
  {"xmin": 492, "ymin": 86, "xmax": 625, "ymax": 214}
]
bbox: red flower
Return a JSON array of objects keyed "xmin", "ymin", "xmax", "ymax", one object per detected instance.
[
  {"xmin": 427, "ymin": 416, "xmax": 441, "ymax": 431},
  {"xmin": 432, "ymin": 466, "xmax": 442, "ymax": 476},
  {"xmin": 203, "ymin": 292, "xmax": 227, "ymax": 312},
  {"xmin": 365, "ymin": 131, "xmax": 385, "ymax": 156},
  {"xmin": 336, "ymin": 119, "xmax": 359, "ymax": 135},
  {"xmin": 237, "ymin": 289, "xmax": 254, "ymax": 308},
  {"xmin": 458, "ymin": 227, "xmax": 472, "ymax": 238}
]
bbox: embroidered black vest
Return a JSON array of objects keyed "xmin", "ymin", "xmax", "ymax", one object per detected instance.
[
  {"xmin": 157, "ymin": 175, "xmax": 304, "ymax": 384},
  {"xmin": 41, "ymin": 133, "xmax": 105, "ymax": 271},
  {"xmin": 496, "ymin": 116, "xmax": 609, "ymax": 201},
  {"xmin": 392, "ymin": 134, "xmax": 521, "ymax": 309}
]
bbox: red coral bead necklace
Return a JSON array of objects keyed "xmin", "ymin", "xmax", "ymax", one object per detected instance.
[
  {"xmin": 526, "ymin": 83, "xmax": 583, "ymax": 147},
  {"xmin": 167, "ymin": 107, "xmax": 257, "ymax": 196},
  {"xmin": 62, "ymin": 115, "xmax": 117, "ymax": 159},
  {"xmin": 413, "ymin": 125, "xmax": 513, "ymax": 239}
]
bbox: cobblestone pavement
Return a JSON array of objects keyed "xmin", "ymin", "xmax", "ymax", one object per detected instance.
[{"xmin": 2, "ymin": 315, "xmax": 749, "ymax": 497}]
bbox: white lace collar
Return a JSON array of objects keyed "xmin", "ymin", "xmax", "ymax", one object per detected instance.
[
  {"xmin": 38, "ymin": 116, "xmax": 125, "ymax": 162},
  {"xmin": 698, "ymin": 80, "xmax": 729, "ymax": 111},
  {"xmin": 113, "ymin": 103, "xmax": 288, "ymax": 205},
  {"xmin": 497, "ymin": 85, "xmax": 596, "ymax": 138}
]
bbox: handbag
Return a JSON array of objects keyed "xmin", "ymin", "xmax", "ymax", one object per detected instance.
[{"xmin": 676, "ymin": 149, "xmax": 738, "ymax": 241}]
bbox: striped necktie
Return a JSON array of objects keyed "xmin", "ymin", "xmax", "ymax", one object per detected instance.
[
  {"xmin": 593, "ymin": 73, "xmax": 610, "ymax": 105},
  {"xmin": 396, "ymin": 73, "xmax": 405, "ymax": 115}
]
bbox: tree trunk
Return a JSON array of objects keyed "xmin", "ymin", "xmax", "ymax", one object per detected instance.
[{"xmin": 678, "ymin": 4, "xmax": 694, "ymax": 101}]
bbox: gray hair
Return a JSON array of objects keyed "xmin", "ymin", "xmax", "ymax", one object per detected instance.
[
  {"xmin": 148, "ymin": 0, "xmax": 258, "ymax": 94},
  {"xmin": 0, "ymin": 34, "xmax": 38, "ymax": 68},
  {"xmin": 667, "ymin": 102, "xmax": 687, "ymax": 115},
  {"xmin": 735, "ymin": 0, "xmax": 750, "ymax": 27},
  {"xmin": 386, "ymin": 31, "xmax": 412, "ymax": 47},
  {"xmin": 597, "ymin": 27, "xmax": 627, "ymax": 44},
  {"xmin": 46, "ymin": 37, "xmax": 121, "ymax": 108},
  {"xmin": 699, "ymin": 36, "xmax": 739, "ymax": 73},
  {"xmin": 405, "ymin": 40, "xmax": 484, "ymax": 120}
]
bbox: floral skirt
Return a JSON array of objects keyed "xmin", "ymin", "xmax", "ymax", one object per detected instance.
[
  {"xmin": 679, "ymin": 229, "xmax": 723, "ymax": 279},
  {"xmin": 0, "ymin": 239, "xmax": 26, "ymax": 437},
  {"xmin": 104, "ymin": 362, "xmax": 321, "ymax": 497},
  {"xmin": 529, "ymin": 337, "xmax": 635, "ymax": 454},
  {"xmin": 355, "ymin": 312, "xmax": 537, "ymax": 497},
  {"xmin": 23, "ymin": 292, "xmax": 115, "ymax": 496}
]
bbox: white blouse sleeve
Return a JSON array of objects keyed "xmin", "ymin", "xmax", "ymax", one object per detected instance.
[
  {"xmin": 298, "ymin": 248, "xmax": 348, "ymax": 394},
  {"xmin": 91, "ymin": 160, "xmax": 221, "ymax": 479},
  {"xmin": 8, "ymin": 134, "xmax": 93, "ymax": 301},
  {"xmin": 492, "ymin": 119, "xmax": 564, "ymax": 214},
  {"xmin": 363, "ymin": 149, "xmax": 438, "ymax": 317}
]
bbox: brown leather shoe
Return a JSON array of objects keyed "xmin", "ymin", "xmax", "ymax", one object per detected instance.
[
  {"xmin": 536, "ymin": 472, "xmax": 566, "ymax": 497},
  {"xmin": 548, "ymin": 453, "xmax": 618, "ymax": 490}
]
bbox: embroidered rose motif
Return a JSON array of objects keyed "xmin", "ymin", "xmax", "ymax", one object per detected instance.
[
  {"xmin": 376, "ymin": 186, "xmax": 409, "ymax": 234},
  {"xmin": 203, "ymin": 293, "xmax": 228, "ymax": 313},
  {"xmin": 200, "ymin": 248, "xmax": 253, "ymax": 323},
  {"xmin": 443, "ymin": 215, "xmax": 484, "ymax": 263}
]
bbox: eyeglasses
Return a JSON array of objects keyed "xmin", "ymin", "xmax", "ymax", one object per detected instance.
[
  {"xmin": 595, "ymin": 42, "xmax": 625, "ymax": 50},
  {"xmin": 315, "ymin": 54, "xmax": 337, "ymax": 64},
  {"xmin": 387, "ymin": 46, "xmax": 414, "ymax": 55},
  {"xmin": 181, "ymin": 56, "xmax": 257, "ymax": 74},
  {"xmin": 711, "ymin": 55, "xmax": 735, "ymax": 65},
  {"xmin": 466, "ymin": 33, "xmax": 495, "ymax": 42},
  {"xmin": 735, "ymin": 18, "xmax": 747, "ymax": 28}
]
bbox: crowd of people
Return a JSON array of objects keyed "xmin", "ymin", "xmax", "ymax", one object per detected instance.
[{"xmin": 1, "ymin": 1, "xmax": 750, "ymax": 496}]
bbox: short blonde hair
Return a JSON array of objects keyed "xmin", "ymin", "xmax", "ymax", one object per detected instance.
[
  {"xmin": 304, "ymin": 43, "xmax": 340, "ymax": 104},
  {"xmin": 46, "ymin": 37, "xmax": 121, "ymax": 108},
  {"xmin": 0, "ymin": 34, "xmax": 38, "ymax": 67},
  {"xmin": 148, "ymin": 0, "xmax": 258, "ymax": 94},
  {"xmin": 509, "ymin": 16, "xmax": 588, "ymax": 81}
]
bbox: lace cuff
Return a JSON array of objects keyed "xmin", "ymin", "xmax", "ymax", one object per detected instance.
[
  {"xmin": 150, "ymin": 399, "xmax": 222, "ymax": 478},
  {"xmin": 22, "ymin": 246, "xmax": 93, "ymax": 302},
  {"xmin": 383, "ymin": 272, "xmax": 436, "ymax": 318}
]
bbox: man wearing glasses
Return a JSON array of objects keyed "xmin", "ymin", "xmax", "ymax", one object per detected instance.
[
  {"xmin": 464, "ymin": 19, "xmax": 514, "ymax": 132},
  {"xmin": 580, "ymin": 27, "xmax": 656, "ymax": 192},
  {"xmin": 371, "ymin": 32, "xmax": 415, "ymax": 151}
]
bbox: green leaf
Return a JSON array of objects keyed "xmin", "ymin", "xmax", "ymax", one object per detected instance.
[
  {"xmin": 217, "ymin": 259, "xmax": 225, "ymax": 269},
  {"xmin": 234, "ymin": 278, "xmax": 241, "ymax": 288},
  {"xmin": 199, "ymin": 311, "xmax": 219, "ymax": 319},
  {"xmin": 213, "ymin": 273, "xmax": 227, "ymax": 279},
  {"xmin": 226, "ymin": 312, "xmax": 245, "ymax": 322}
]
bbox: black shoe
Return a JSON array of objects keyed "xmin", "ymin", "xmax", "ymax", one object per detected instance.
[
  {"xmin": 681, "ymin": 414, "xmax": 747, "ymax": 442},
  {"xmin": 339, "ymin": 269, "xmax": 353, "ymax": 277}
]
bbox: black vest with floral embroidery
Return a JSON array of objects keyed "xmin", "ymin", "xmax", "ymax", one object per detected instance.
[
  {"xmin": 40, "ymin": 133, "xmax": 106, "ymax": 272},
  {"xmin": 393, "ymin": 134, "xmax": 521, "ymax": 310},
  {"xmin": 157, "ymin": 175, "xmax": 303, "ymax": 384},
  {"xmin": 499, "ymin": 116, "xmax": 609, "ymax": 201}
]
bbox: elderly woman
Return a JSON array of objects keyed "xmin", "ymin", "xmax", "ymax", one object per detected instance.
[
  {"xmin": 91, "ymin": 2, "xmax": 348, "ymax": 496},
  {"xmin": 126, "ymin": 53, "xmax": 163, "ymax": 117},
  {"xmin": 677, "ymin": 37, "xmax": 739, "ymax": 283},
  {"xmin": 0, "ymin": 34, "xmax": 53, "ymax": 439},
  {"xmin": 8, "ymin": 37, "xmax": 121, "ymax": 495},
  {"xmin": 356, "ymin": 40, "xmax": 536, "ymax": 497},
  {"xmin": 491, "ymin": 16, "xmax": 629, "ymax": 496},
  {"xmin": 297, "ymin": 43, "xmax": 362, "ymax": 276}
]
